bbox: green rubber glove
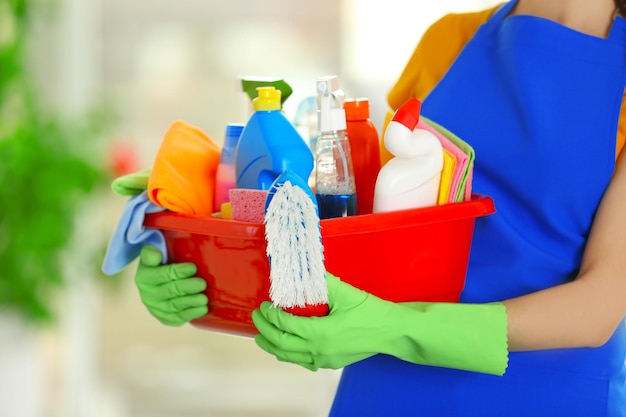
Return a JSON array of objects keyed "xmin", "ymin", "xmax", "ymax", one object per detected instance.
[
  {"xmin": 111, "ymin": 167, "xmax": 151, "ymax": 196},
  {"xmin": 135, "ymin": 245, "xmax": 209, "ymax": 326},
  {"xmin": 252, "ymin": 273, "xmax": 508, "ymax": 375}
]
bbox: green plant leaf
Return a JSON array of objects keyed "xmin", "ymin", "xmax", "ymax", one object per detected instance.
[{"xmin": 0, "ymin": 0, "xmax": 110, "ymax": 324}]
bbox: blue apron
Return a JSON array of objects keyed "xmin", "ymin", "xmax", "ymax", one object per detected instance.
[{"xmin": 330, "ymin": 2, "xmax": 626, "ymax": 416}]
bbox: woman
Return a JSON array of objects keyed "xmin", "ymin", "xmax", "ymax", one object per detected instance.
[{"xmin": 134, "ymin": 1, "xmax": 626, "ymax": 415}]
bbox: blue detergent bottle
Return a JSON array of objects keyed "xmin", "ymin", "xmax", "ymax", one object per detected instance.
[{"xmin": 235, "ymin": 86, "xmax": 314, "ymax": 190}]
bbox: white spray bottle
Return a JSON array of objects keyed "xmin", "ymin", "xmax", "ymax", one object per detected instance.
[{"xmin": 373, "ymin": 98, "xmax": 444, "ymax": 213}]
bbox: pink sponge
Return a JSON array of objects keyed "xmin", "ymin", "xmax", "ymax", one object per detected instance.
[{"xmin": 229, "ymin": 189, "xmax": 269, "ymax": 223}]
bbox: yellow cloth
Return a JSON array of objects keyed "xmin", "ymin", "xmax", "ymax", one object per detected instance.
[
  {"xmin": 147, "ymin": 120, "xmax": 221, "ymax": 216},
  {"xmin": 438, "ymin": 149, "xmax": 456, "ymax": 205},
  {"xmin": 384, "ymin": 6, "xmax": 626, "ymax": 165}
]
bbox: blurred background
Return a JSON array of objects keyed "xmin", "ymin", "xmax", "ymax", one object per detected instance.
[{"xmin": 0, "ymin": 1, "xmax": 500, "ymax": 416}]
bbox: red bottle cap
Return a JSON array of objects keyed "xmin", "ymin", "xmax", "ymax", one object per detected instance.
[
  {"xmin": 344, "ymin": 98, "xmax": 370, "ymax": 121},
  {"xmin": 391, "ymin": 97, "xmax": 421, "ymax": 130}
]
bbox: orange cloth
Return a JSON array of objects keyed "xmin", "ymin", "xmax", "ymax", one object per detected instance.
[
  {"xmin": 385, "ymin": 6, "xmax": 626, "ymax": 165},
  {"xmin": 147, "ymin": 120, "xmax": 221, "ymax": 216}
]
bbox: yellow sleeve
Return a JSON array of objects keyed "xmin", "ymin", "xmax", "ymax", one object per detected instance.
[
  {"xmin": 381, "ymin": 7, "xmax": 498, "ymax": 166},
  {"xmin": 387, "ymin": 7, "xmax": 499, "ymax": 111},
  {"xmin": 383, "ymin": 5, "xmax": 626, "ymax": 167}
]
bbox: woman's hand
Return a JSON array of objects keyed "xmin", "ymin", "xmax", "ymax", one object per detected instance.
[{"xmin": 134, "ymin": 245, "xmax": 208, "ymax": 326}]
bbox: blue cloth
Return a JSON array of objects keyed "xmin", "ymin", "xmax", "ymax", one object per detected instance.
[
  {"xmin": 330, "ymin": 1, "xmax": 626, "ymax": 416},
  {"xmin": 102, "ymin": 191, "xmax": 168, "ymax": 275}
]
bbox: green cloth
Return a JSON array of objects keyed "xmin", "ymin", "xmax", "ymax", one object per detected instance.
[
  {"xmin": 135, "ymin": 245, "xmax": 208, "ymax": 326},
  {"xmin": 111, "ymin": 167, "xmax": 152, "ymax": 196},
  {"xmin": 253, "ymin": 273, "xmax": 508, "ymax": 375}
]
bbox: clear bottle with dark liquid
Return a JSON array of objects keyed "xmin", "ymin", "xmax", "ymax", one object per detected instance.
[
  {"xmin": 314, "ymin": 76, "xmax": 358, "ymax": 219},
  {"xmin": 316, "ymin": 193, "xmax": 357, "ymax": 219}
]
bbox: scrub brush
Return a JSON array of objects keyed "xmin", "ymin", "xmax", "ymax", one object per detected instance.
[{"xmin": 264, "ymin": 170, "xmax": 329, "ymax": 316}]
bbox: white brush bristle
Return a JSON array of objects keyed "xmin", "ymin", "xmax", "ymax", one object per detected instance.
[{"xmin": 264, "ymin": 181, "xmax": 327, "ymax": 308}]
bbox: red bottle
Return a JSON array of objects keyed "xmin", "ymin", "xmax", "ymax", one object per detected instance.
[{"xmin": 344, "ymin": 98, "xmax": 381, "ymax": 215}]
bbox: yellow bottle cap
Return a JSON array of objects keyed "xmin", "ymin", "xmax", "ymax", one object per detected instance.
[
  {"xmin": 220, "ymin": 202, "xmax": 232, "ymax": 219},
  {"xmin": 253, "ymin": 87, "xmax": 281, "ymax": 111}
]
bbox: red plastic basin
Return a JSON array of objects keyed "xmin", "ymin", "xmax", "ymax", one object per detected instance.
[{"xmin": 143, "ymin": 194, "xmax": 495, "ymax": 337}]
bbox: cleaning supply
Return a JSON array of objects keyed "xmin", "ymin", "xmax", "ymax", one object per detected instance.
[
  {"xmin": 252, "ymin": 272, "xmax": 508, "ymax": 375},
  {"xmin": 380, "ymin": 111, "xmax": 471, "ymax": 203},
  {"xmin": 240, "ymin": 76, "xmax": 293, "ymax": 107},
  {"xmin": 101, "ymin": 191, "xmax": 167, "ymax": 276},
  {"xmin": 264, "ymin": 170, "xmax": 328, "ymax": 317},
  {"xmin": 314, "ymin": 75, "xmax": 358, "ymax": 219},
  {"xmin": 214, "ymin": 123, "xmax": 244, "ymax": 209},
  {"xmin": 147, "ymin": 120, "xmax": 221, "ymax": 216},
  {"xmin": 220, "ymin": 202, "xmax": 232, "ymax": 219},
  {"xmin": 111, "ymin": 167, "xmax": 151, "ymax": 196},
  {"xmin": 379, "ymin": 110, "xmax": 394, "ymax": 167},
  {"xmin": 344, "ymin": 98, "xmax": 381, "ymax": 215},
  {"xmin": 293, "ymin": 95, "xmax": 319, "ymax": 153},
  {"xmin": 292, "ymin": 95, "xmax": 320, "ymax": 190},
  {"xmin": 235, "ymin": 86, "xmax": 314, "ymax": 190},
  {"xmin": 420, "ymin": 117, "xmax": 475, "ymax": 202},
  {"xmin": 373, "ymin": 98, "xmax": 444, "ymax": 213},
  {"xmin": 229, "ymin": 188, "xmax": 269, "ymax": 223},
  {"xmin": 240, "ymin": 77, "xmax": 294, "ymax": 121},
  {"xmin": 438, "ymin": 149, "xmax": 457, "ymax": 204}
]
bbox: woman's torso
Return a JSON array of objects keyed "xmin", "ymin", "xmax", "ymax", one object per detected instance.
[{"xmin": 330, "ymin": 2, "xmax": 626, "ymax": 416}]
